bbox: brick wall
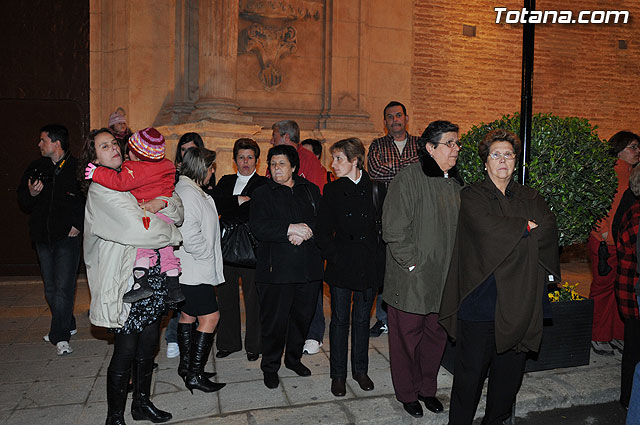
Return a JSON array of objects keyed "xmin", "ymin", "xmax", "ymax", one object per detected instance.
[{"xmin": 412, "ymin": 0, "xmax": 640, "ymax": 141}]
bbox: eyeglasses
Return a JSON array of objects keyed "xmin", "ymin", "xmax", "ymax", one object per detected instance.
[
  {"xmin": 489, "ymin": 151, "xmax": 517, "ymax": 161},
  {"xmin": 435, "ymin": 140, "xmax": 462, "ymax": 149}
]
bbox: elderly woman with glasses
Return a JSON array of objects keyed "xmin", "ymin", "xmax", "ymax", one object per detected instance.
[{"xmin": 439, "ymin": 129, "xmax": 560, "ymax": 425}]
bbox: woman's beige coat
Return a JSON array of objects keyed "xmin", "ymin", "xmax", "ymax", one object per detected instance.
[{"xmin": 84, "ymin": 183, "xmax": 183, "ymax": 328}]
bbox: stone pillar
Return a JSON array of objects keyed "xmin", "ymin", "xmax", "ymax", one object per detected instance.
[
  {"xmin": 318, "ymin": 0, "xmax": 373, "ymax": 131},
  {"xmin": 190, "ymin": 0, "xmax": 251, "ymax": 123}
]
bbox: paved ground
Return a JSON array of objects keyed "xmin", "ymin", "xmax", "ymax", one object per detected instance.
[{"xmin": 0, "ymin": 262, "xmax": 631, "ymax": 424}]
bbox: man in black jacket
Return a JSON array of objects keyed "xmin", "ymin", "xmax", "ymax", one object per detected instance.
[{"xmin": 17, "ymin": 124, "xmax": 84, "ymax": 356}]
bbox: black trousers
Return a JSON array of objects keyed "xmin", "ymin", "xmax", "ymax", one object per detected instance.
[
  {"xmin": 622, "ymin": 317, "xmax": 640, "ymax": 406},
  {"xmin": 216, "ymin": 265, "xmax": 261, "ymax": 354},
  {"xmin": 109, "ymin": 320, "xmax": 160, "ymax": 373},
  {"xmin": 449, "ymin": 320, "xmax": 526, "ymax": 425},
  {"xmin": 256, "ymin": 281, "xmax": 321, "ymax": 373}
]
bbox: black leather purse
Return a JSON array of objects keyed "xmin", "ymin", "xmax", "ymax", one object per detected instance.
[{"xmin": 220, "ymin": 221, "xmax": 258, "ymax": 267}]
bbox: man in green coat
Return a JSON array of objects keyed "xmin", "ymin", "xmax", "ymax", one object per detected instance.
[{"xmin": 382, "ymin": 120, "xmax": 463, "ymax": 418}]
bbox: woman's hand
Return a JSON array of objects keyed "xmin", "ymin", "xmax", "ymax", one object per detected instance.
[
  {"xmin": 139, "ymin": 198, "xmax": 167, "ymax": 214},
  {"xmin": 238, "ymin": 195, "xmax": 250, "ymax": 205},
  {"xmin": 288, "ymin": 223, "xmax": 313, "ymax": 240},
  {"xmin": 528, "ymin": 220, "xmax": 538, "ymax": 230},
  {"xmin": 288, "ymin": 234, "xmax": 305, "ymax": 246}
]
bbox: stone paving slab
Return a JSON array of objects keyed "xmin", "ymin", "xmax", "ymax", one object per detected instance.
[{"xmin": 0, "ymin": 269, "xmax": 624, "ymax": 425}]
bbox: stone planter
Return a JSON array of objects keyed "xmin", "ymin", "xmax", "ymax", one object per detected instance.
[{"xmin": 441, "ymin": 298, "xmax": 594, "ymax": 373}]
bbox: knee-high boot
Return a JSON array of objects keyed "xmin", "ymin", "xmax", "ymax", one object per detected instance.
[
  {"xmin": 185, "ymin": 331, "xmax": 226, "ymax": 393},
  {"xmin": 177, "ymin": 323, "xmax": 216, "ymax": 380},
  {"xmin": 106, "ymin": 367, "xmax": 130, "ymax": 425},
  {"xmin": 177, "ymin": 322, "xmax": 193, "ymax": 380},
  {"xmin": 131, "ymin": 358, "xmax": 172, "ymax": 423}
]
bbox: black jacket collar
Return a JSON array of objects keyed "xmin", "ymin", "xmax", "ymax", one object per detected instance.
[{"xmin": 419, "ymin": 152, "xmax": 463, "ymax": 185}]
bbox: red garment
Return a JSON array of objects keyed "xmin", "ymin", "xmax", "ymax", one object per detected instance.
[
  {"xmin": 592, "ymin": 159, "xmax": 633, "ymax": 245},
  {"xmin": 588, "ymin": 235, "xmax": 625, "ymax": 341},
  {"xmin": 296, "ymin": 145, "xmax": 327, "ymax": 195},
  {"xmin": 615, "ymin": 202, "xmax": 640, "ymax": 320},
  {"xmin": 92, "ymin": 159, "xmax": 175, "ymax": 202},
  {"xmin": 266, "ymin": 145, "xmax": 328, "ymax": 194}
]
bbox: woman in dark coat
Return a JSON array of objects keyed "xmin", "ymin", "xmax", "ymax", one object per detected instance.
[
  {"xmin": 439, "ymin": 129, "xmax": 560, "ymax": 425},
  {"xmin": 316, "ymin": 138, "xmax": 386, "ymax": 397},
  {"xmin": 212, "ymin": 138, "xmax": 267, "ymax": 361},
  {"xmin": 249, "ymin": 144, "xmax": 324, "ymax": 389}
]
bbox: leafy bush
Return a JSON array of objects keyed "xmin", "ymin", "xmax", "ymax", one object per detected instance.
[{"xmin": 458, "ymin": 113, "xmax": 617, "ymax": 246}]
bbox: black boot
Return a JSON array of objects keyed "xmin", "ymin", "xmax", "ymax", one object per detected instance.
[
  {"xmin": 165, "ymin": 275, "xmax": 185, "ymax": 303},
  {"xmin": 131, "ymin": 358, "xmax": 172, "ymax": 423},
  {"xmin": 106, "ymin": 367, "xmax": 130, "ymax": 425},
  {"xmin": 122, "ymin": 267, "xmax": 154, "ymax": 303},
  {"xmin": 185, "ymin": 331, "xmax": 226, "ymax": 393},
  {"xmin": 177, "ymin": 322, "xmax": 193, "ymax": 380},
  {"xmin": 177, "ymin": 323, "xmax": 216, "ymax": 380}
]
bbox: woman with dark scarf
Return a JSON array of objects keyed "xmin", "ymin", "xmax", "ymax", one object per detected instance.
[{"xmin": 439, "ymin": 129, "xmax": 560, "ymax": 425}]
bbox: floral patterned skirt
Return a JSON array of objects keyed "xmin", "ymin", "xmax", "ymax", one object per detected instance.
[{"xmin": 111, "ymin": 250, "xmax": 173, "ymax": 335}]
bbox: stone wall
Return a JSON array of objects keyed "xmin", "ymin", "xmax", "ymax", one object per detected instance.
[{"xmin": 91, "ymin": 0, "xmax": 640, "ymax": 178}]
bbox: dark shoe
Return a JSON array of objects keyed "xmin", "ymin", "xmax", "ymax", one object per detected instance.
[
  {"xmin": 353, "ymin": 373, "xmax": 374, "ymax": 391},
  {"xmin": 247, "ymin": 352, "xmax": 260, "ymax": 362},
  {"xmin": 264, "ymin": 372, "xmax": 279, "ymax": 389},
  {"xmin": 286, "ymin": 362, "xmax": 311, "ymax": 377},
  {"xmin": 418, "ymin": 395, "xmax": 443, "ymax": 413},
  {"xmin": 106, "ymin": 367, "xmax": 130, "ymax": 425},
  {"xmin": 131, "ymin": 358, "xmax": 172, "ymax": 423},
  {"xmin": 185, "ymin": 331, "xmax": 226, "ymax": 393},
  {"xmin": 402, "ymin": 401, "xmax": 423, "ymax": 418},
  {"xmin": 122, "ymin": 267, "xmax": 154, "ymax": 303},
  {"xmin": 165, "ymin": 275, "xmax": 185, "ymax": 304},
  {"xmin": 331, "ymin": 378, "xmax": 346, "ymax": 397},
  {"xmin": 369, "ymin": 320, "xmax": 388, "ymax": 337},
  {"xmin": 215, "ymin": 349, "xmax": 237, "ymax": 358}
]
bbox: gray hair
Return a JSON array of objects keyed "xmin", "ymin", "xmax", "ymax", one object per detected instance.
[
  {"xmin": 179, "ymin": 147, "xmax": 216, "ymax": 185},
  {"xmin": 630, "ymin": 166, "xmax": 640, "ymax": 197},
  {"xmin": 272, "ymin": 120, "xmax": 300, "ymax": 143}
]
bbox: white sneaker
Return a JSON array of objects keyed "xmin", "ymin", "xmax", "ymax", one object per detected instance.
[
  {"xmin": 610, "ymin": 339, "xmax": 624, "ymax": 354},
  {"xmin": 56, "ymin": 341, "xmax": 73, "ymax": 356},
  {"xmin": 43, "ymin": 329, "xmax": 77, "ymax": 343},
  {"xmin": 166, "ymin": 342, "xmax": 180, "ymax": 359},
  {"xmin": 302, "ymin": 339, "xmax": 323, "ymax": 355},
  {"xmin": 591, "ymin": 340, "xmax": 614, "ymax": 356}
]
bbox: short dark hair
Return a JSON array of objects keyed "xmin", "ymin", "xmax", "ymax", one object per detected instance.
[
  {"xmin": 267, "ymin": 145, "xmax": 299, "ymax": 174},
  {"xmin": 180, "ymin": 147, "xmax": 217, "ymax": 186},
  {"xmin": 175, "ymin": 132, "xmax": 204, "ymax": 164},
  {"xmin": 40, "ymin": 124, "xmax": 69, "ymax": 152},
  {"xmin": 301, "ymin": 138, "xmax": 322, "ymax": 159},
  {"xmin": 330, "ymin": 138, "xmax": 365, "ymax": 170},
  {"xmin": 419, "ymin": 120, "xmax": 459, "ymax": 152},
  {"xmin": 272, "ymin": 120, "xmax": 300, "ymax": 143},
  {"xmin": 608, "ymin": 131, "xmax": 640, "ymax": 157},
  {"xmin": 478, "ymin": 129, "xmax": 522, "ymax": 163},
  {"xmin": 233, "ymin": 138, "xmax": 260, "ymax": 161},
  {"xmin": 383, "ymin": 101, "xmax": 407, "ymax": 118}
]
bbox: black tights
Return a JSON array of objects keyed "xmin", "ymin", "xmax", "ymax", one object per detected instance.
[{"xmin": 108, "ymin": 320, "xmax": 160, "ymax": 373}]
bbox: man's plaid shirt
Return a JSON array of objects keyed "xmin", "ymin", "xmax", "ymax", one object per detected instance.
[
  {"xmin": 366, "ymin": 133, "xmax": 420, "ymax": 186},
  {"xmin": 615, "ymin": 201, "xmax": 640, "ymax": 320}
]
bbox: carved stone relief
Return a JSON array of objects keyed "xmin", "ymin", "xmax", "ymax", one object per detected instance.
[{"xmin": 239, "ymin": 0, "xmax": 323, "ymax": 90}]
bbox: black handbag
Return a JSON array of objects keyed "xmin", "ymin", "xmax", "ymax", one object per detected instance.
[{"xmin": 220, "ymin": 221, "xmax": 257, "ymax": 267}]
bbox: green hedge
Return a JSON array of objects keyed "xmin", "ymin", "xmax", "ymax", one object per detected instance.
[{"xmin": 457, "ymin": 113, "xmax": 617, "ymax": 246}]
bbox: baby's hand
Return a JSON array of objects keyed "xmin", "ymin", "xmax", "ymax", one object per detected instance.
[{"xmin": 85, "ymin": 163, "xmax": 97, "ymax": 180}]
